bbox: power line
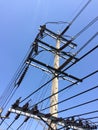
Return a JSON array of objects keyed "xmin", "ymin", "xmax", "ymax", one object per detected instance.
[
  {"xmin": 2, "ymin": 45, "xmax": 97, "ymax": 129},
  {"xmin": 64, "ymin": 110, "xmax": 98, "ymax": 119},
  {"xmin": 86, "ymin": 116, "xmax": 98, "ymax": 120},
  {"xmin": 3, "ymin": 121, "xmax": 14, "ymax": 130},
  {"xmin": 64, "ymin": 45, "xmax": 98, "ymax": 71},
  {"xmin": 58, "ymin": 33, "xmax": 98, "ymax": 70},
  {"xmin": 82, "ymin": 70, "xmax": 98, "ymax": 80},
  {"xmin": 76, "ymin": 32, "xmax": 98, "ymax": 54},
  {"xmin": 0, "ymin": 64, "xmax": 29, "ymax": 109},
  {"xmin": 60, "ymin": 0, "xmax": 92, "ymax": 35},
  {"xmin": 60, "ymin": 17, "xmax": 98, "ymax": 50},
  {"xmin": 31, "ymin": 70, "xmax": 98, "ymax": 109},
  {"xmin": 25, "ymin": 119, "xmax": 34, "ymax": 130},
  {"xmin": 1, "ymin": 65, "xmax": 29, "ymax": 109},
  {"xmin": 20, "ymin": 44, "xmax": 97, "ymax": 105},
  {"xmin": 17, "ymin": 29, "xmax": 97, "ymax": 109},
  {"xmin": 0, "ymin": 43, "xmax": 35, "ymax": 109},
  {"xmin": 73, "ymin": 17, "xmax": 98, "ymax": 39},
  {"xmin": 70, "ymin": 0, "xmax": 92, "ymax": 25},
  {"xmin": 41, "ymin": 85, "xmax": 98, "ymax": 111},
  {"xmin": 16, "ymin": 117, "xmax": 29, "ymax": 130},
  {"xmin": 19, "ymin": 39, "xmax": 98, "ymax": 107},
  {"xmin": 20, "ymin": 77, "xmax": 55, "ymax": 103},
  {"xmin": 6, "ymin": 114, "xmax": 20, "ymax": 130},
  {"xmin": 6, "ymin": 119, "xmax": 16, "ymax": 130},
  {"xmin": 33, "ymin": 55, "xmax": 53, "ymax": 108},
  {"xmin": 2, "ymin": 87, "xmax": 17, "ymax": 110},
  {"xmin": 52, "ymin": 98, "xmax": 98, "ymax": 115},
  {"xmin": 0, "ymin": 0, "xmax": 97, "ymax": 129}
]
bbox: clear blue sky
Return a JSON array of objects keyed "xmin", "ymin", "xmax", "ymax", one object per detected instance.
[{"xmin": 0, "ymin": 0, "xmax": 98, "ymax": 130}]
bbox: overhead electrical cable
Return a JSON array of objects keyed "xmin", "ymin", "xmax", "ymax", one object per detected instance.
[
  {"xmin": 76, "ymin": 32, "xmax": 98, "ymax": 54},
  {"xmin": 0, "ymin": 0, "xmax": 97, "ymax": 129},
  {"xmin": 73, "ymin": 17, "xmax": 98, "ymax": 39},
  {"xmin": 39, "ymin": 82, "xmax": 51, "ymax": 110},
  {"xmin": 28, "ymin": 46, "xmax": 98, "ymax": 106},
  {"xmin": 0, "ymin": 52, "xmax": 29, "ymax": 107},
  {"xmin": 52, "ymin": 98, "xmax": 98, "ymax": 115},
  {"xmin": 1, "ymin": 63, "xmax": 30, "ymax": 109},
  {"xmin": 3, "ymin": 121, "xmax": 14, "ymax": 130},
  {"xmin": 33, "ymin": 55, "xmax": 53, "ymax": 106},
  {"xmin": 25, "ymin": 119, "xmax": 33, "ymax": 130},
  {"xmin": 20, "ymin": 77, "xmax": 56, "ymax": 103},
  {"xmin": 60, "ymin": 17, "xmax": 98, "ymax": 50},
  {"xmin": 0, "ymin": 64, "xmax": 29, "ymax": 109},
  {"xmin": 60, "ymin": 0, "xmax": 92, "ymax": 35},
  {"xmin": 0, "ymin": 43, "xmax": 37, "ymax": 110},
  {"xmin": 85, "ymin": 116, "xmax": 98, "ymax": 120},
  {"xmin": 41, "ymin": 85, "xmax": 98, "ymax": 111},
  {"xmin": 64, "ymin": 110, "xmax": 98, "ymax": 119},
  {"xmin": 16, "ymin": 117, "xmax": 29, "ymax": 130},
  {"xmin": 64, "ymin": 45, "xmax": 98, "ymax": 71},
  {"xmin": 70, "ymin": 0, "xmax": 92, "ymax": 25},
  {"xmin": 6, "ymin": 114, "xmax": 20, "ymax": 130},
  {"xmin": 58, "ymin": 0, "xmax": 85, "ymax": 32},
  {"xmin": 20, "ymin": 45, "xmax": 98, "ymax": 106},
  {"xmin": 2, "ymin": 87, "xmax": 18, "ymax": 110},
  {"xmin": 82, "ymin": 70, "xmax": 98, "ymax": 80},
  {"xmin": 38, "ymin": 57, "xmax": 54, "ymax": 110},
  {"xmin": 1, "ymin": 31, "xmax": 50, "ymax": 110},
  {"xmin": 7, "ymin": 42, "xmax": 98, "ymax": 111},
  {"xmin": 6, "ymin": 120, "xmax": 16, "ymax": 130},
  {"xmin": 59, "ymin": 33, "xmax": 98, "ymax": 71},
  {"xmin": 31, "ymin": 70, "xmax": 98, "ymax": 109}
]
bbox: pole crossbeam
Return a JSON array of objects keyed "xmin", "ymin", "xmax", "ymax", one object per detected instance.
[
  {"xmin": 8, "ymin": 107, "xmax": 97, "ymax": 130},
  {"xmin": 40, "ymin": 25, "xmax": 77, "ymax": 49},
  {"xmin": 29, "ymin": 57, "xmax": 82, "ymax": 82},
  {"xmin": 36, "ymin": 39, "xmax": 78, "ymax": 61}
]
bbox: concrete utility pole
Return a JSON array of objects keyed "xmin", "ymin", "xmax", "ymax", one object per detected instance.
[
  {"xmin": 5, "ymin": 25, "xmax": 97, "ymax": 130},
  {"xmin": 49, "ymin": 38, "xmax": 60, "ymax": 130}
]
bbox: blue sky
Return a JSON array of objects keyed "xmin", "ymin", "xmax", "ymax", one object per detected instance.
[{"xmin": 0, "ymin": 0, "xmax": 98, "ymax": 130}]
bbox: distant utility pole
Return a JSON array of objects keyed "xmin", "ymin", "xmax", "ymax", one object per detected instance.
[{"xmin": 49, "ymin": 38, "xmax": 60, "ymax": 130}]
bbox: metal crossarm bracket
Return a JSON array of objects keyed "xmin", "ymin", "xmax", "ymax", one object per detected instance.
[
  {"xmin": 8, "ymin": 107, "xmax": 97, "ymax": 130},
  {"xmin": 58, "ymin": 56, "xmax": 76, "ymax": 70},
  {"xmin": 29, "ymin": 57, "xmax": 82, "ymax": 82},
  {"xmin": 40, "ymin": 25, "xmax": 77, "ymax": 49},
  {"xmin": 36, "ymin": 39, "xmax": 78, "ymax": 62}
]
